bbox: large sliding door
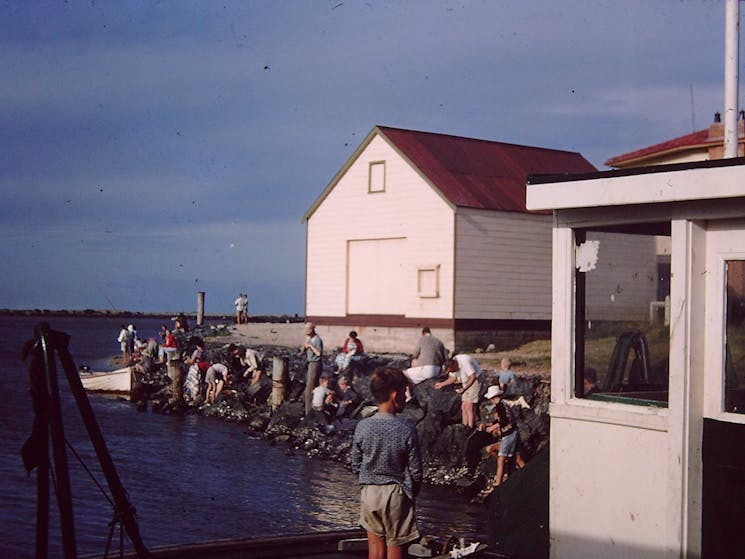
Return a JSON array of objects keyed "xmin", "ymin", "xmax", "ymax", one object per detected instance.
[{"xmin": 347, "ymin": 238, "xmax": 406, "ymax": 315}]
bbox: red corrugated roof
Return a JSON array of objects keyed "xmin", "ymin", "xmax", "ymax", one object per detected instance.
[
  {"xmin": 377, "ymin": 126, "xmax": 597, "ymax": 212},
  {"xmin": 605, "ymin": 128, "xmax": 713, "ymax": 167}
]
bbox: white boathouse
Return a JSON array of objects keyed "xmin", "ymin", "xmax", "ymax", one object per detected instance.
[{"xmin": 302, "ymin": 126, "xmax": 595, "ymax": 353}]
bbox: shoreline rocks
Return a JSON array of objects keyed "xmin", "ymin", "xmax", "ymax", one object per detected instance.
[{"xmin": 129, "ymin": 331, "xmax": 550, "ymax": 499}]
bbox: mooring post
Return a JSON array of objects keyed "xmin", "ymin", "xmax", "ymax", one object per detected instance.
[
  {"xmin": 271, "ymin": 356, "xmax": 289, "ymax": 411},
  {"xmin": 168, "ymin": 358, "xmax": 183, "ymax": 403},
  {"xmin": 197, "ymin": 291, "xmax": 205, "ymax": 326}
]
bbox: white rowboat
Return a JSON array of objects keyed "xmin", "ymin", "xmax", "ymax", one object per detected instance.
[{"xmin": 79, "ymin": 367, "xmax": 132, "ymax": 394}]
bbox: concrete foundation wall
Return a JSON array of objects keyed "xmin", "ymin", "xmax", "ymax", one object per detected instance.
[{"xmin": 230, "ymin": 322, "xmax": 549, "ymax": 355}]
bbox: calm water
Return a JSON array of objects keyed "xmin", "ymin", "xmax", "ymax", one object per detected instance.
[{"xmin": 0, "ymin": 316, "xmax": 488, "ymax": 557}]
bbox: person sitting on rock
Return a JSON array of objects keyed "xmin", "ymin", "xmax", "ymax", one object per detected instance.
[
  {"xmin": 403, "ymin": 327, "xmax": 447, "ymax": 385},
  {"xmin": 497, "ymin": 358, "xmax": 515, "ymax": 395},
  {"xmin": 312, "ymin": 373, "xmax": 336, "ymax": 417},
  {"xmin": 205, "ymin": 363, "xmax": 228, "ymax": 404},
  {"xmin": 242, "ymin": 347, "xmax": 265, "ymax": 384},
  {"xmin": 335, "ymin": 331, "xmax": 365, "ymax": 374},
  {"xmin": 334, "ymin": 375, "xmax": 360, "ymax": 419},
  {"xmin": 434, "ymin": 354, "xmax": 482, "ymax": 428},
  {"xmin": 158, "ymin": 326, "xmax": 178, "ymax": 364}
]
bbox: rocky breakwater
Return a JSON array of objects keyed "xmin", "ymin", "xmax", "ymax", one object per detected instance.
[{"xmin": 135, "ymin": 339, "xmax": 550, "ymax": 497}]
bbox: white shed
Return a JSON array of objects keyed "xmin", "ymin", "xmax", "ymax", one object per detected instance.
[
  {"xmin": 302, "ymin": 126, "xmax": 596, "ymax": 353},
  {"xmin": 526, "ymin": 158, "xmax": 745, "ymax": 558}
]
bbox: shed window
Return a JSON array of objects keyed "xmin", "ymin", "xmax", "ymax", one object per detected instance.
[
  {"xmin": 574, "ymin": 223, "xmax": 670, "ymax": 407},
  {"xmin": 417, "ymin": 265, "xmax": 440, "ymax": 298},
  {"xmin": 725, "ymin": 260, "xmax": 745, "ymax": 413},
  {"xmin": 368, "ymin": 161, "xmax": 386, "ymax": 193}
]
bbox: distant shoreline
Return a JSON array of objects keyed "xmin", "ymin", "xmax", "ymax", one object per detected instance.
[{"xmin": 0, "ymin": 308, "xmax": 304, "ymax": 323}]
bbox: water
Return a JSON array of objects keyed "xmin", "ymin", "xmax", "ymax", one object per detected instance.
[{"xmin": 0, "ymin": 316, "xmax": 488, "ymax": 557}]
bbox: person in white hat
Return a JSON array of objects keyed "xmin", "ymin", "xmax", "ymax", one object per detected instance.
[{"xmin": 480, "ymin": 385, "xmax": 525, "ymax": 488}]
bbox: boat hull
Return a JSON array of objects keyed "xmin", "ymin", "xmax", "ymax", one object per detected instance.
[{"xmin": 79, "ymin": 367, "xmax": 132, "ymax": 395}]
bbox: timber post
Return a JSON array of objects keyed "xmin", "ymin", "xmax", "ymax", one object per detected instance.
[
  {"xmin": 197, "ymin": 291, "xmax": 205, "ymax": 326},
  {"xmin": 168, "ymin": 358, "xmax": 183, "ymax": 403},
  {"xmin": 271, "ymin": 356, "xmax": 289, "ymax": 411}
]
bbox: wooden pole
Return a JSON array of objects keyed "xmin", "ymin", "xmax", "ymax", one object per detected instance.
[
  {"xmin": 197, "ymin": 291, "xmax": 205, "ymax": 326},
  {"xmin": 168, "ymin": 358, "xmax": 183, "ymax": 403},
  {"xmin": 271, "ymin": 356, "xmax": 289, "ymax": 411}
]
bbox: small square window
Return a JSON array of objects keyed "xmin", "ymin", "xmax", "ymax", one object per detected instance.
[
  {"xmin": 368, "ymin": 161, "xmax": 385, "ymax": 193},
  {"xmin": 417, "ymin": 265, "xmax": 440, "ymax": 298}
]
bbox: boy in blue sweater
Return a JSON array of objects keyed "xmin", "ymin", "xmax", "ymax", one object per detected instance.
[{"xmin": 351, "ymin": 367, "xmax": 422, "ymax": 559}]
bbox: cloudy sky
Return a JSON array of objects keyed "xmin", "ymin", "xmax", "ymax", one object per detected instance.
[{"xmin": 1, "ymin": 1, "xmax": 741, "ymax": 315}]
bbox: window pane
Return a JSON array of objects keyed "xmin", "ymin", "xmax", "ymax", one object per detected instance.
[
  {"xmin": 576, "ymin": 226, "xmax": 670, "ymax": 407},
  {"xmin": 725, "ymin": 260, "xmax": 745, "ymax": 413}
]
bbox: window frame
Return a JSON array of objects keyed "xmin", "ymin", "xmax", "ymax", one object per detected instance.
[{"xmin": 368, "ymin": 161, "xmax": 386, "ymax": 193}]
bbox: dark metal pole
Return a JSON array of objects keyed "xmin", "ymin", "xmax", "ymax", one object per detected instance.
[
  {"xmin": 38, "ymin": 325, "xmax": 78, "ymax": 558},
  {"xmin": 27, "ymin": 344, "xmax": 50, "ymax": 559},
  {"xmin": 51, "ymin": 329, "xmax": 151, "ymax": 559}
]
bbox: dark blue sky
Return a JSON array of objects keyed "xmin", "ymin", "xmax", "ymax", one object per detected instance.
[{"xmin": 1, "ymin": 1, "xmax": 740, "ymax": 315}]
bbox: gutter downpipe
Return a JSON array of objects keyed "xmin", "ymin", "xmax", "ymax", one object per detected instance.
[{"xmin": 724, "ymin": 0, "xmax": 740, "ymax": 158}]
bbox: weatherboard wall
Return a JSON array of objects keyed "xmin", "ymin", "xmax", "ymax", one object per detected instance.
[
  {"xmin": 305, "ymin": 132, "xmax": 454, "ymax": 321},
  {"xmin": 454, "ymin": 207, "xmax": 552, "ymax": 320}
]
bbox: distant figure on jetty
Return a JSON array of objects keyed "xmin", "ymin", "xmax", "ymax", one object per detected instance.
[
  {"xmin": 117, "ymin": 324, "xmax": 131, "ymax": 364},
  {"xmin": 351, "ymin": 367, "xmax": 422, "ymax": 558},
  {"xmin": 335, "ymin": 330, "xmax": 364, "ymax": 374},
  {"xmin": 300, "ymin": 322, "xmax": 323, "ymax": 416},
  {"xmin": 234, "ymin": 293, "xmax": 248, "ymax": 324},
  {"xmin": 434, "ymin": 354, "xmax": 482, "ymax": 428},
  {"xmin": 404, "ymin": 327, "xmax": 447, "ymax": 385},
  {"xmin": 240, "ymin": 293, "xmax": 248, "ymax": 323}
]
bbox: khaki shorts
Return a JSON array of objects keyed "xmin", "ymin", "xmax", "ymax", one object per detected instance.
[
  {"xmin": 461, "ymin": 378, "xmax": 481, "ymax": 403},
  {"xmin": 359, "ymin": 484, "xmax": 419, "ymax": 547}
]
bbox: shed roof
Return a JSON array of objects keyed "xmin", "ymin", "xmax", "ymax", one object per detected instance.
[{"xmin": 303, "ymin": 126, "xmax": 596, "ymax": 221}]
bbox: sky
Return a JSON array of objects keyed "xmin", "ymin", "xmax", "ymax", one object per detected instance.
[{"xmin": 1, "ymin": 0, "xmax": 742, "ymax": 315}]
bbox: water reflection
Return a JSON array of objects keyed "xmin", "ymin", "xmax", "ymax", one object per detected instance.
[{"xmin": 0, "ymin": 316, "xmax": 488, "ymax": 558}]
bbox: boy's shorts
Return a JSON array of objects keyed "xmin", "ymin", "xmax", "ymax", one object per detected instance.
[
  {"xmin": 498, "ymin": 429, "xmax": 518, "ymax": 457},
  {"xmin": 359, "ymin": 484, "xmax": 419, "ymax": 547}
]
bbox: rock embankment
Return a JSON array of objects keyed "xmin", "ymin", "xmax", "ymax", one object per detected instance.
[{"xmin": 131, "ymin": 327, "xmax": 550, "ymax": 497}]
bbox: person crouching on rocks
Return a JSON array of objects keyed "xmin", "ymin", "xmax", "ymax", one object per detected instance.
[
  {"xmin": 205, "ymin": 363, "xmax": 228, "ymax": 404},
  {"xmin": 434, "ymin": 354, "xmax": 482, "ymax": 428},
  {"xmin": 480, "ymin": 385, "xmax": 526, "ymax": 489}
]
